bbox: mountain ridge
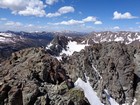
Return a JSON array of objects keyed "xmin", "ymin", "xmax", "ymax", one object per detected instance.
[
  {"xmin": 1, "ymin": 31, "xmax": 140, "ymax": 62},
  {"xmin": 0, "ymin": 41, "xmax": 140, "ymax": 105}
]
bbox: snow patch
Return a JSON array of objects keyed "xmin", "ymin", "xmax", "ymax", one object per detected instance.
[
  {"xmin": 60, "ymin": 40, "xmax": 88, "ymax": 56},
  {"xmin": 132, "ymin": 98, "xmax": 137, "ymax": 105},
  {"xmin": 0, "ymin": 37, "xmax": 6, "ymax": 42},
  {"xmin": 55, "ymin": 56, "xmax": 62, "ymax": 61},
  {"xmin": 47, "ymin": 40, "xmax": 89, "ymax": 60},
  {"xmin": 101, "ymin": 38, "xmax": 107, "ymax": 42},
  {"xmin": 122, "ymin": 98, "xmax": 137, "ymax": 105},
  {"xmin": 0, "ymin": 37, "xmax": 14, "ymax": 43},
  {"xmin": 114, "ymin": 37, "xmax": 124, "ymax": 42},
  {"xmin": 136, "ymin": 35, "xmax": 140, "ymax": 41},
  {"xmin": 92, "ymin": 64, "xmax": 102, "ymax": 79},
  {"xmin": 92, "ymin": 39, "xmax": 99, "ymax": 43},
  {"xmin": 55, "ymin": 40, "xmax": 88, "ymax": 60},
  {"xmin": 81, "ymin": 40, "xmax": 86, "ymax": 44},
  {"xmin": 46, "ymin": 43, "xmax": 53, "ymax": 49},
  {"xmin": 67, "ymin": 36, "xmax": 72, "ymax": 39},
  {"xmin": 104, "ymin": 89, "xmax": 119, "ymax": 105},
  {"xmin": 60, "ymin": 41, "xmax": 88, "ymax": 56},
  {"xmin": 74, "ymin": 72, "xmax": 120, "ymax": 105},
  {"xmin": 98, "ymin": 33, "xmax": 101, "ymax": 37},
  {"xmin": 0, "ymin": 33, "xmax": 13, "ymax": 37},
  {"xmin": 75, "ymin": 75, "xmax": 103, "ymax": 105},
  {"xmin": 0, "ymin": 33, "xmax": 15, "ymax": 42}
]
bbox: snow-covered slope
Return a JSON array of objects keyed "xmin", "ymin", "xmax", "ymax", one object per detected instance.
[
  {"xmin": 60, "ymin": 40, "xmax": 88, "ymax": 56},
  {"xmin": 0, "ymin": 31, "xmax": 54, "ymax": 61},
  {"xmin": 46, "ymin": 36, "xmax": 89, "ymax": 60},
  {"xmin": 74, "ymin": 74, "xmax": 120, "ymax": 105},
  {"xmin": 0, "ymin": 32, "xmax": 17, "ymax": 43},
  {"xmin": 75, "ymin": 77, "xmax": 103, "ymax": 105},
  {"xmin": 46, "ymin": 31, "xmax": 140, "ymax": 60},
  {"xmin": 85, "ymin": 31, "xmax": 140, "ymax": 44},
  {"xmin": 0, "ymin": 32, "xmax": 13, "ymax": 37}
]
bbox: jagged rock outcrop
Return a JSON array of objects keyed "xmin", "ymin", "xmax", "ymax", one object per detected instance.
[
  {"xmin": 133, "ymin": 49, "xmax": 140, "ymax": 105},
  {"xmin": 62, "ymin": 42, "xmax": 140, "ymax": 105},
  {"xmin": 46, "ymin": 36, "xmax": 69, "ymax": 56},
  {"xmin": 0, "ymin": 31, "xmax": 54, "ymax": 62},
  {"xmin": 1, "ymin": 35, "xmax": 140, "ymax": 105},
  {"xmin": 0, "ymin": 47, "xmax": 88, "ymax": 105},
  {"xmin": 86, "ymin": 31, "xmax": 140, "ymax": 44}
]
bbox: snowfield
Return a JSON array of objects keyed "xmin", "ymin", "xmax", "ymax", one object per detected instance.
[
  {"xmin": 60, "ymin": 40, "xmax": 88, "ymax": 56},
  {"xmin": 0, "ymin": 36, "xmax": 14, "ymax": 43},
  {"xmin": 46, "ymin": 40, "xmax": 89, "ymax": 60},
  {"xmin": 74, "ymin": 74, "xmax": 120, "ymax": 105},
  {"xmin": 74, "ymin": 75, "xmax": 136, "ymax": 105},
  {"xmin": 104, "ymin": 89, "xmax": 119, "ymax": 105},
  {"xmin": 74, "ymin": 75, "xmax": 103, "ymax": 105},
  {"xmin": 89, "ymin": 32, "xmax": 140, "ymax": 44},
  {"xmin": 53, "ymin": 40, "xmax": 88, "ymax": 60},
  {"xmin": 0, "ymin": 33, "xmax": 18, "ymax": 43},
  {"xmin": 46, "ymin": 43, "xmax": 53, "ymax": 49},
  {"xmin": 0, "ymin": 33, "xmax": 13, "ymax": 37}
]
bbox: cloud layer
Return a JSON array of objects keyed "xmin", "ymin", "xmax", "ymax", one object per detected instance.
[
  {"xmin": 49, "ymin": 16, "xmax": 102, "ymax": 25},
  {"xmin": 113, "ymin": 11, "xmax": 138, "ymax": 19},
  {"xmin": 46, "ymin": 6, "xmax": 75, "ymax": 17},
  {"xmin": 0, "ymin": 0, "xmax": 46, "ymax": 17},
  {"xmin": 113, "ymin": 26, "xmax": 120, "ymax": 30},
  {"xmin": 0, "ymin": 0, "xmax": 75, "ymax": 17},
  {"xmin": 1, "ymin": 1, "xmax": 139, "ymax": 32},
  {"xmin": 5, "ymin": 21, "xmax": 22, "ymax": 26},
  {"xmin": 0, "ymin": 18, "xmax": 7, "ymax": 21},
  {"xmin": 46, "ymin": 0, "xmax": 58, "ymax": 5}
]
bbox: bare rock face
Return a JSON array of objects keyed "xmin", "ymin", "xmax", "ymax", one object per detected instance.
[
  {"xmin": 1, "ymin": 47, "xmax": 65, "ymax": 84},
  {"xmin": 1, "ymin": 40, "xmax": 140, "ymax": 105},
  {"xmin": 0, "ymin": 47, "xmax": 88, "ymax": 105},
  {"xmin": 62, "ymin": 42, "xmax": 139, "ymax": 105},
  {"xmin": 46, "ymin": 36, "xmax": 69, "ymax": 56},
  {"xmin": 8, "ymin": 87, "xmax": 23, "ymax": 105},
  {"xmin": 0, "ymin": 31, "xmax": 54, "ymax": 62},
  {"xmin": 44, "ymin": 82, "xmax": 89, "ymax": 105},
  {"xmin": 133, "ymin": 49, "xmax": 140, "ymax": 105},
  {"xmin": 0, "ymin": 48, "xmax": 57, "ymax": 104}
]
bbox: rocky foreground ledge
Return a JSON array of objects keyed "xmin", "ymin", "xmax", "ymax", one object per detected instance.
[
  {"xmin": 0, "ymin": 47, "xmax": 89, "ymax": 105},
  {"xmin": 0, "ymin": 42, "xmax": 140, "ymax": 105}
]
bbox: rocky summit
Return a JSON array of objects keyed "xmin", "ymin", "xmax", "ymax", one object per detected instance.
[
  {"xmin": 0, "ymin": 47, "xmax": 89, "ymax": 105},
  {"xmin": 0, "ymin": 32, "xmax": 140, "ymax": 105}
]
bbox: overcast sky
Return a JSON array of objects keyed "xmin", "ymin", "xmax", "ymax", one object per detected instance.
[{"xmin": 0, "ymin": 0, "xmax": 140, "ymax": 32}]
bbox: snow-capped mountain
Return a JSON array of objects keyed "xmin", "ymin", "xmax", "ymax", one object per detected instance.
[
  {"xmin": 1, "ymin": 31, "xmax": 140, "ymax": 62},
  {"xmin": 0, "ymin": 31, "xmax": 54, "ymax": 61},
  {"xmin": 1, "ymin": 31, "xmax": 140, "ymax": 105},
  {"xmin": 46, "ymin": 35, "xmax": 89, "ymax": 60},
  {"xmin": 84, "ymin": 31, "xmax": 140, "ymax": 44},
  {"xmin": 1, "ymin": 40, "xmax": 139, "ymax": 105},
  {"xmin": 0, "ymin": 32, "xmax": 23, "ymax": 43},
  {"xmin": 0, "ymin": 31, "xmax": 86, "ymax": 61},
  {"xmin": 45, "ymin": 31, "xmax": 140, "ymax": 61}
]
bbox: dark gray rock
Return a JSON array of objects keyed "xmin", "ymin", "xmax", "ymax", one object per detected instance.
[
  {"xmin": 1, "ymin": 39, "xmax": 140, "ymax": 105},
  {"xmin": 46, "ymin": 36, "xmax": 69, "ymax": 56},
  {"xmin": 62, "ymin": 42, "xmax": 137, "ymax": 105},
  {"xmin": 0, "ymin": 47, "xmax": 87, "ymax": 105}
]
